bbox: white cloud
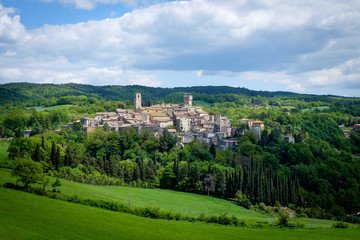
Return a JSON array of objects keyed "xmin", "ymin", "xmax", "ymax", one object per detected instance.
[
  {"xmin": 0, "ymin": 5, "xmax": 30, "ymax": 46},
  {"xmin": 0, "ymin": 64, "xmax": 161, "ymax": 86},
  {"xmin": 196, "ymin": 58, "xmax": 360, "ymax": 95},
  {"xmin": 0, "ymin": 1, "xmax": 360, "ymax": 96}
]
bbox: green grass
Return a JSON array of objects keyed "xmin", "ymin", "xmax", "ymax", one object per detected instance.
[
  {"xmin": 0, "ymin": 141, "xmax": 9, "ymax": 161},
  {"xmin": 193, "ymin": 100, "xmax": 211, "ymax": 108},
  {"xmin": 1, "ymin": 188, "xmax": 359, "ymax": 240},
  {"xmin": 280, "ymin": 106, "xmax": 296, "ymax": 110},
  {"xmin": 32, "ymin": 104, "xmax": 73, "ymax": 112},
  {"xmin": 0, "ymin": 168, "xmax": 14, "ymax": 184},
  {"xmin": 0, "ymin": 141, "xmax": 9, "ymax": 160},
  {"xmin": 0, "ymin": 168, "xmax": 264, "ymax": 221},
  {"xmin": 0, "ymin": 168, "xmax": 347, "ymax": 229},
  {"xmin": 301, "ymin": 106, "xmax": 330, "ymax": 113}
]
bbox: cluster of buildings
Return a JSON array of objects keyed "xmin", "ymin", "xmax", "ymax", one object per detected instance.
[
  {"xmin": 81, "ymin": 93, "xmax": 242, "ymax": 150},
  {"xmin": 22, "ymin": 93, "xmax": 360, "ymax": 150}
]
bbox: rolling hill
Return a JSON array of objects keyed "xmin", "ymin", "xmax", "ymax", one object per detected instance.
[
  {"xmin": 1, "ymin": 187, "xmax": 359, "ymax": 240},
  {"xmin": 0, "ymin": 82, "xmax": 346, "ymax": 107}
]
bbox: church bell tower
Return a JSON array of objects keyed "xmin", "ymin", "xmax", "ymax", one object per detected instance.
[{"xmin": 134, "ymin": 92, "xmax": 142, "ymax": 112}]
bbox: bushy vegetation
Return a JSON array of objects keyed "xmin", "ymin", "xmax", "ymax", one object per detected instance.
[{"xmin": 332, "ymin": 222, "xmax": 350, "ymax": 229}]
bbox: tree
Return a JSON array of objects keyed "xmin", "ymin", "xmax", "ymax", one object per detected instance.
[
  {"xmin": 12, "ymin": 158, "xmax": 43, "ymax": 187},
  {"xmin": 204, "ymin": 173, "xmax": 215, "ymax": 196},
  {"xmin": 50, "ymin": 141, "xmax": 56, "ymax": 167},
  {"xmin": 133, "ymin": 163, "xmax": 140, "ymax": 181},
  {"xmin": 41, "ymin": 135, "xmax": 45, "ymax": 149},
  {"xmin": 32, "ymin": 144, "xmax": 42, "ymax": 162},
  {"xmin": 103, "ymin": 122, "xmax": 110, "ymax": 131},
  {"xmin": 159, "ymin": 129, "xmax": 177, "ymax": 152},
  {"xmin": 159, "ymin": 166, "xmax": 175, "ymax": 188},
  {"xmin": 145, "ymin": 160, "xmax": 156, "ymax": 181},
  {"xmin": 64, "ymin": 146, "xmax": 72, "ymax": 167},
  {"xmin": 209, "ymin": 143, "xmax": 216, "ymax": 159},
  {"xmin": 53, "ymin": 146, "xmax": 61, "ymax": 170}
]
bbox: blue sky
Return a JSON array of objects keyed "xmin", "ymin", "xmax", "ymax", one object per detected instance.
[{"xmin": 0, "ymin": 0, "xmax": 359, "ymax": 96}]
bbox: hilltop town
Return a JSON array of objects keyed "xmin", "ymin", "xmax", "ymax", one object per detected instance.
[{"xmin": 80, "ymin": 93, "xmax": 264, "ymax": 150}]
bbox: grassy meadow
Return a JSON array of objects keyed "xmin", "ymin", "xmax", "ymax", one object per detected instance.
[
  {"xmin": 32, "ymin": 104, "xmax": 73, "ymax": 112},
  {"xmin": 1, "ymin": 187, "xmax": 359, "ymax": 240},
  {"xmin": 0, "ymin": 168, "xmax": 348, "ymax": 229},
  {"xmin": 0, "ymin": 141, "xmax": 9, "ymax": 161},
  {"xmin": 301, "ymin": 106, "xmax": 330, "ymax": 113},
  {"xmin": 0, "ymin": 168, "xmax": 265, "ymax": 221}
]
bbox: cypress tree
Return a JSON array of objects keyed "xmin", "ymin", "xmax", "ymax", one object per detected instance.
[
  {"xmin": 238, "ymin": 166, "xmax": 243, "ymax": 193},
  {"xmin": 145, "ymin": 160, "xmax": 156, "ymax": 181},
  {"xmin": 209, "ymin": 143, "xmax": 216, "ymax": 159},
  {"xmin": 41, "ymin": 135, "xmax": 45, "ymax": 149},
  {"xmin": 64, "ymin": 146, "xmax": 72, "ymax": 167},
  {"xmin": 173, "ymin": 157, "xmax": 179, "ymax": 187},
  {"xmin": 284, "ymin": 176, "xmax": 289, "ymax": 205},
  {"xmin": 118, "ymin": 165, "xmax": 124, "ymax": 181},
  {"xmin": 50, "ymin": 141, "xmax": 56, "ymax": 167},
  {"xmin": 133, "ymin": 163, "xmax": 140, "ymax": 181},
  {"xmin": 137, "ymin": 160, "xmax": 145, "ymax": 181},
  {"xmin": 32, "ymin": 144, "xmax": 41, "ymax": 162},
  {"xmin": 54, "ymin": 146, "xmax": 61, "ymax": 171}
]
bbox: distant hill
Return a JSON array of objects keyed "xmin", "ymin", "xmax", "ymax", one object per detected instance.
[{"xmin": 0, "ymin": 82, "xmax": 353, "ymax": 106}]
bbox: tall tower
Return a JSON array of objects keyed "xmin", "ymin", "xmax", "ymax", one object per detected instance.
[
  {"xmin": 183, "ymin": 94, "xmax": 193, "ymax": 107},
  {"xmin": 134, "ymin": 92, "xmax": 142, "ymax": 112},
  {"xmin": 214, "ymin": 113, "xmax": 221, "ymax": 123}
]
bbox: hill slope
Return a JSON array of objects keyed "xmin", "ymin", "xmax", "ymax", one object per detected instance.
[
  {"xmin": 0, "ymin": 82, "xmax": 343, "ymax": 107},
  {"xmin": 1, "ymin": 188, "xmax": 359, "ymax": 240},
  {"xmin": 0, "ymin": 168, "xmax": 343, "ymax": 228},
  {"xmin": 0, "ymin": 168, "xmax": 265, "ymax": 221}
]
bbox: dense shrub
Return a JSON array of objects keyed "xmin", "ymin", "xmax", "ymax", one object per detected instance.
[
  {"xmin": 332, "ymin": 222, "xmax": 349, "ymax": 229},
  {"xmin": 0, "ymin": 159, "xmax": 13, "ymax": 169},
  {"xmin": 233, "ymin": 191, "xmax": 252, "ymax": 209},
  {"xmin": 254, "ymin": 202, "xmax": 273, "ymax": 214},
  {"xmin": 276, "ymin": 212, "xmax": 290, "ymax": 227},
  {"xmin": 57, "ymin": 166, "xmax": 123, "ymax": 186}
]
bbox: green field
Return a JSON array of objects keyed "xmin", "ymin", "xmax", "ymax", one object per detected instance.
[
  {"xmin": 0, "ymin": 168, "xmax": 345, "ymax": 228},
  {"xmin": 193, "ymin": 100, "xmax": 211, "ymax": 107},
  {"xmin": 1, "ymin": 188, "xmax": 359, "ymax": 240},
  {"xmin": 301, "ymin": 106, "xmax": 330, "ymax": 113},
  {"xmin": 280, "ymin": 106, "xmax": 296, "ymax": 110},
  {"xmin": 0, "ymin": 141, "xmax": 9, "ymax": 161},
  {"xmin": 0, "ymin": 168, "xmax": 265, "ymax": 221},
  {"xmin": 32, "ymin": 104, "xmax": 73, "ymax": 112}
]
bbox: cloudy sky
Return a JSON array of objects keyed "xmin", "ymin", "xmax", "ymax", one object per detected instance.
[{"xmin": 0, "ymin": 0, "xmax": 359, "ymax": 96}]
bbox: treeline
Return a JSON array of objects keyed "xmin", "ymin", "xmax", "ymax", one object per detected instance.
[
  {"xmin": 0, "ymin": 108, "xmax": 69, "ymax": 137},
  {"xmin": 7, "ymin": 127, "xmax": 299, "ymax": 206},
  {"xmin": 0, "ymin": 99, "xmax": 129, "ymax": 138},
  {"xmin": 2, "ymin": 83, "xmax": 359, "ymax": 108}
]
